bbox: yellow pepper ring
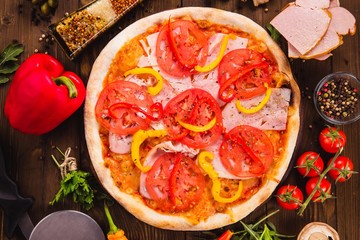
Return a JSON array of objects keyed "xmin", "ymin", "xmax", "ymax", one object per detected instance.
[
  {"xmin": 131, "ymin": 129, "xmax": 167, "ymax": 172},
  {"xmin": 177, "ymin": 117, "xmax": 217, "ymax": 133},
  {"xmin": 124, "ymin": 68, "xmax": 163, "ymax": 96},
  {"xmin": 194, "ymin": 34, "xmax": 236, "ymax": 73},
  {"xmin": 198, "ymin": 151, "xmax": 243, "ymax": 203},
  {"xmin": 236, "ymin": 83, "xmax": 272, "ymax": 114},
  {"xmin": 212, "ymin": 179, "xmax": 243, "ymax": 203}
]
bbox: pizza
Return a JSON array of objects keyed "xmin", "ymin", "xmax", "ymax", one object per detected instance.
[{"xmin": 84, "ymin": 7, "xmax": 301, "ymax": 230}]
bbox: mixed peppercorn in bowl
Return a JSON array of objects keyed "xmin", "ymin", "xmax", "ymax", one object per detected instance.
[{"xmin": 314, "ymin": 72, "xmax": 360, "ymax": 125}]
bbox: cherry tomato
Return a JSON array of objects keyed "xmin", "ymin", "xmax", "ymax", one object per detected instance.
[
  {"xmin": 296, "ymin": 151, "xmax": 324, "ymax": 177},
  {"xmin": 95, "ymin": 81, "xmax": 153, "ymax": 135},
  {"xmin": 319, "ymin": 127, "xmax": 346, "ymax": 153},
  {"xmin": 163, "ymin": 88, "xmax": 223, "ymax": 148},
  {"xmin": 276, "ymin": 185, "xmax": 304, "ymax": 210},
  {"xmin": 145, "ymin": 153, "xmax": 176, "ymax": 211},
  {"xmin": 220, "ymin": 125, "xmax": 274, "ymax": 178},
  {"xmin": 328, "ymin": 156, "xmax": 354, "ymax": 182},
  {"xmin": 169, "ymin": 154, "xmax": 206, "ymax": 211},
  {"xmin": 305, "ymin": 177, "xmax": 332, "ymax": 202}
]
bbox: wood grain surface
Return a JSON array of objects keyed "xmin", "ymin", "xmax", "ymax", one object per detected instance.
[{"xmin": 0, "ymin": 0, "xmax": 359, "ymax": 239}]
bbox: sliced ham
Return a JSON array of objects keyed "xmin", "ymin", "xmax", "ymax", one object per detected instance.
[
  {"xmin": 328, "ymin": 7, "xmax": 356, "ymax": 35},
  {"xmin": 222, "ymin": 88, "xmax": 291, "ymax": 132},
  {"xmin": 288, "ymin": 42, "xmax": 334, "ymax": 60},
  {"xmin": 288, "ymin": 5, "xmax": 355, "ymax": 59},
  {"xmin": 270, "ymin": 5, "xmax": 331, "ymax": 55},
  {"xmin": 295, "ymin": 0, "xmax": 330, "ymax": 9},
  {"xmin": 329, "ymin": 0, "xmax": 340, "ymax": 8},
  {"xmin": 109, "ymin": 133, "xmax": 133, "ymax": 154},
  {"xmin": 287, "ymin": 25, "xmax": 341, "ymax": 59}
]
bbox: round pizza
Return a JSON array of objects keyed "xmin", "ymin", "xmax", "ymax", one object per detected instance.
[{"xmin": 85, "ymin": 7, "xmax": 301, "ymax": 230}]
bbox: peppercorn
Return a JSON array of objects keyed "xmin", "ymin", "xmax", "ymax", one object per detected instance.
[{"xmin": 316, "ymin": 78, "xmax": 359, "ymax": 121}]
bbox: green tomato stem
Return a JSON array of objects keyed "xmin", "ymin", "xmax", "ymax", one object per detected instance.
[{"xmin": 297, "ymin": 147, "xmax": 343, "ymax": 216}]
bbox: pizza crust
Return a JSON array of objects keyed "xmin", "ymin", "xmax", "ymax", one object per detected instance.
[{"xmin": 85, "ymin": 7, "xmax": 300, "ymax": 230}]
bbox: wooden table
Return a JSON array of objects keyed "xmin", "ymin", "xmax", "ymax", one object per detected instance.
[{"xmin": 1, "ymin": 0, "xmax": 359, "ymax": 239}]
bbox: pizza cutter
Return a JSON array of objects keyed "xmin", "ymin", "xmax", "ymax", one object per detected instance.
[
  {"xmin": 0, "ymin": 145, "xmax": 105, "ymax": 240},
  {"xmin": 29, "ymin": 210, "xmax": 105, "ymax": 240}
]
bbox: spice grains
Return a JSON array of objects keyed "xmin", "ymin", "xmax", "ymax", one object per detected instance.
[
  {"xmin": 316, "ymin": 78, "xmax": 359, "ymax": 120},
  {"xmin": 54, "ymin": 0, "xmax": 141, "ymax": 54}
]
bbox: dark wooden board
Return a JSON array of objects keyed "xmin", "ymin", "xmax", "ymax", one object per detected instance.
[{"xmin": 1, "ymin": 0, "xmax": 359, "ymax": 239}]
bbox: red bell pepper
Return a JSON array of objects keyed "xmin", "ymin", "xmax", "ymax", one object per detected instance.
[
  {"xmin": 218, "ymin": 229, "xmax": 234, "ymax": 240},
  {"xmin": 4, "ymin": 53, "xmax": 85, "ymax": 135}
]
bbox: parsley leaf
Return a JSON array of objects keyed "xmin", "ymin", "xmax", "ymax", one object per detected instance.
[
  {"xmin": 50, "ymin": 170, "xmax": 95, "ymax": 211},
  {"xmin": 0, "ymin": 43, "xmax": 24, "ymax": 84}
]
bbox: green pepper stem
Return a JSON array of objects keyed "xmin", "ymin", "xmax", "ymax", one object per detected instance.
[
  {"xmin": 54, "ymin": 76, "xmax": 78, "ymax": 98},
  {"xmin": 104, "ymin": 201, "xmax": 119, "ymax": 234}
]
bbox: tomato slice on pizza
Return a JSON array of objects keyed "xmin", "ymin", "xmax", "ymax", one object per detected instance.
[
  {"xmin": 145, "ymin": 152, "xmax": 205, "ymax": 212},
  {"xmin": 218, "ymin": 49, "xmax": 274, "ymax": 101},
  {"xmin": 95, "ymin": 81, "xmax": 154, "ymax": 135},
  {"xmin": 145, "ymin": 152, "xmax": 176, "ymax": 212},
  {"xmin": 220, "ymin": 125, "xmax": 274, "ymax": 178},
  {"xmin": 156, "ymin": 19, "xmax": 209, "ymax": 77},
  {"xmin": 167, "ymin": 19, "xmax": 209, "ymax": 68},
  {"xmin": 163, "ymin": 88, "xmax": 223, "ymax": 148},
  {"xmin": 169, "ymin": 154, "xmax": 206, "ymax": 211}
]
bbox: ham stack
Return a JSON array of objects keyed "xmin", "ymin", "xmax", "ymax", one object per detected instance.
[{"xmin": 270, "ymin": 0, "xmax": 356, "ymax": 60}]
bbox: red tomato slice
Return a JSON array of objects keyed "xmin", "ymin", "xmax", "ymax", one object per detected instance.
[
  {"xmin": 169, "ymin": 154, "xmax": 206, "ymax": 211},
  {"xmin": 220, "ymin": 125, "xmax": 274, "ymax": 178},
  {"xmin": 156, "ymin": 25, "xmax": 192, "ymax": 78},
  {"xmin": 217, "ymin": 49, "xmax": 273, "ymax": 101},
  {"xmin": 234, "ymin": 66, "xmax": 273, "ymax": 99},
  {"xmin": 163, "ymin": 88, "xmax": 223, "ymax": 148},
  {"xmin": 95, "ymin": 81, "xmax": 153, "ymax": 135},
  {"xmin": 167, "ymin": 19, "xmax": 209, "ymax": 68},
  {"xmin": 218, "ymin": 49, "xmax": 265, "ymax": 85},
  {"xmin": 145, "ymin": 153, "xmax": 176, "ymax": 212}
]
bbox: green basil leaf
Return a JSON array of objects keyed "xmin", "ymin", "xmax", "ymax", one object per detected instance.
[
  {"xmin": 0, "ymin": 43, "xmax": 24, "ymax": 65},
  {"xmin": 265, "ymin": 24, "xmax": 281, "ymax": 42},
  {"xmin": 0, "ymin": 75, "xmax": 9, "ymax": 84},
  {"xmin": 0, "ymin": 62, "xmax": 19, "ymax": 74}
]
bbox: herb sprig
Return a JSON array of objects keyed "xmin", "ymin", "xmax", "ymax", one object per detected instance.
[
  {"xmin": 49, "ymin": 147, "xmax": 95, "ymax": 211},
  {"xmin": 265, "ymin": 24, "xmax": 281, "ymax": 43},
  {"xmin": 217, "ymin": 210, "xmax": 295, "ymax": 240},
  {"xmin": 0, "ymin": 43, "xmax": 24, "ymax": 84}
]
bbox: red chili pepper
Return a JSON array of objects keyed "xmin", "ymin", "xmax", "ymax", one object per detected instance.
[
  {"xmin": 4, "ymin": 53, "xmax": 85, "ymax": 135},
  {"xmin": 218, "ymin": 229, "xmax": 234, "ymax": 240},
  {"xmin": 108, "ymin": 102, "xmax": 164, "ymax": 121}
]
